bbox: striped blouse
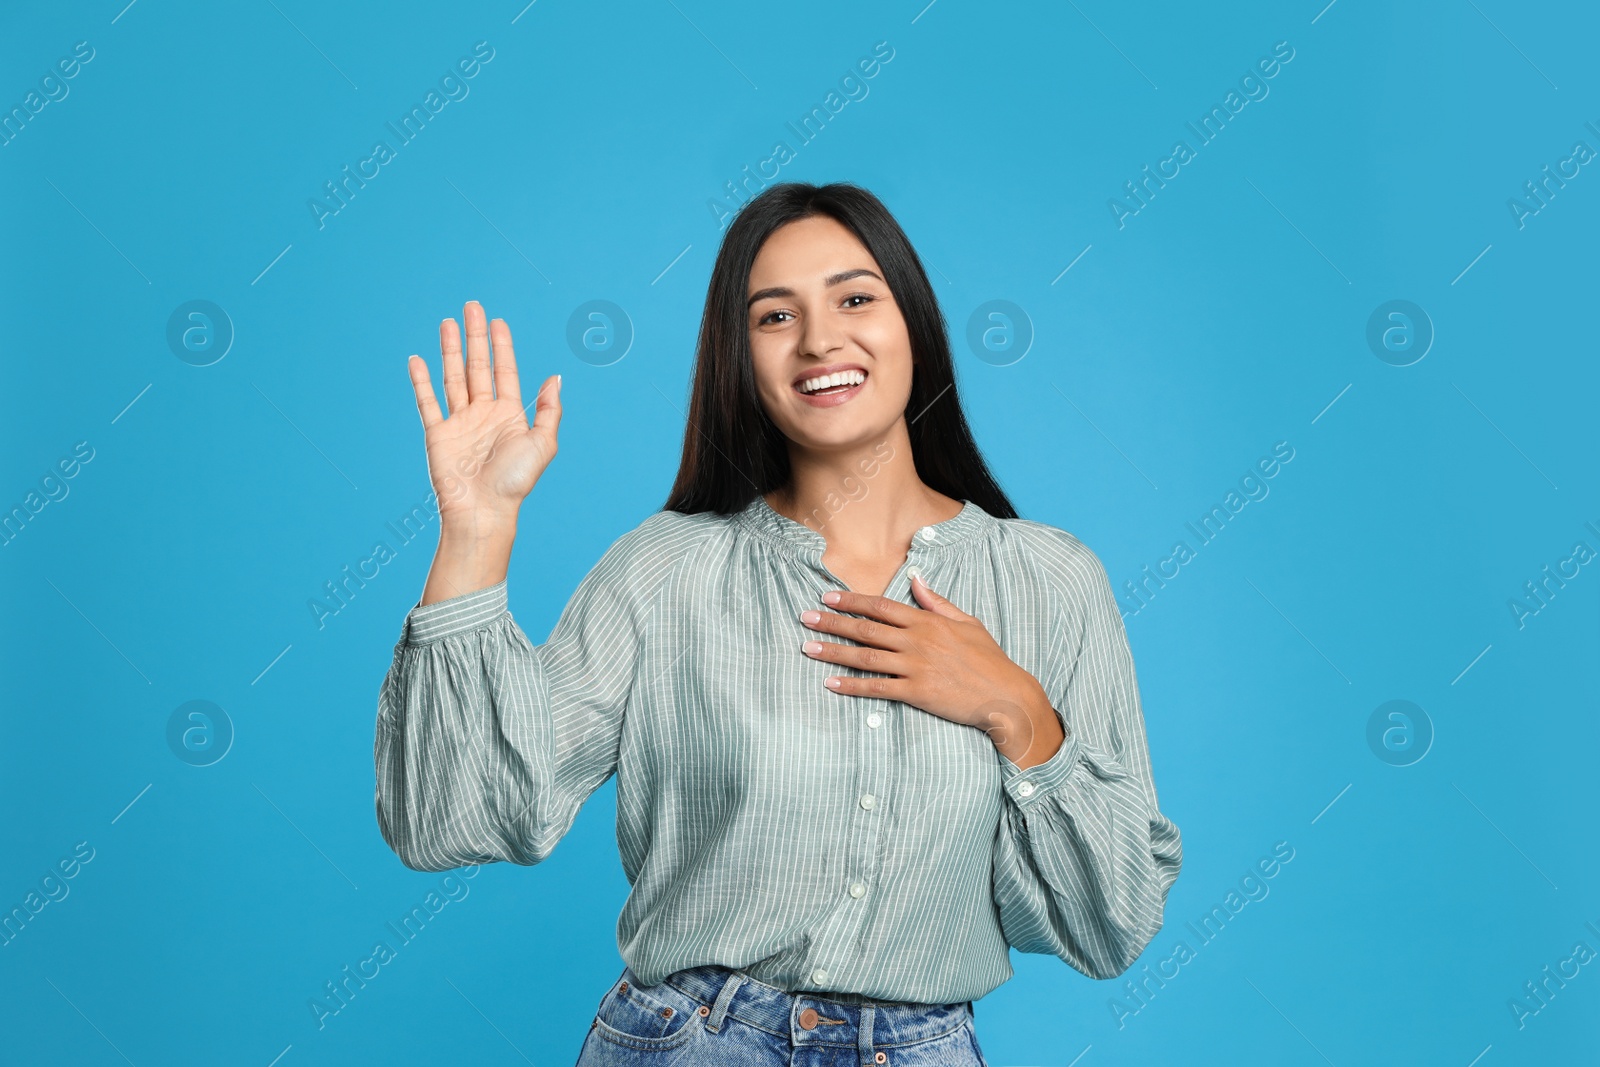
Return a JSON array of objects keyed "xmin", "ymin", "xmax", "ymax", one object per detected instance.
[{"xmin": 373, "ymin": 494, "xmax": 1183, "ymax": 1004}]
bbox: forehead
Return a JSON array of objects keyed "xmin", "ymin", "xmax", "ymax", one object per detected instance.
[{"xmin": 747, "ymin": 215, "xmax": 879, "ymax": 289}]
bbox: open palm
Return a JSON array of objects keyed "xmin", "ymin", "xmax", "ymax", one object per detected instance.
[{"xmin": 408, "ymin": 300, "xmax": 561, "ymax": 526}]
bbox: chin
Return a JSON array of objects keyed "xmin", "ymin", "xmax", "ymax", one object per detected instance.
[{"xmin": 782, "ymin": 416, "xmax": 898, "ymax": 453}]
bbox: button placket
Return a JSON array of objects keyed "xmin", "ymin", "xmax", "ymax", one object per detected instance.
[
  {"xmin": 828, "ymin": 677, "xmax": 888, "ymax": 990},
  {"xmin": 748, "ymin": 494, "xmax": 997, "ymax": 999},
  {"xmin": 800, "ymin": 509, "xmax": 960, "ymax": 998},
  {"xmin": 852, "ymin": 676, "xmax": 887, "ymax": 916}
]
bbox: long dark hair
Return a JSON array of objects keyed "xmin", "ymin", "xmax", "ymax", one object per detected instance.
[{"xmin": 662, "ymin": 181, "xmax": 1017, "ymax": 520}]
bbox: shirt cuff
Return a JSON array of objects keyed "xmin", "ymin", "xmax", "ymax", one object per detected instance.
[
  {"xmin": 402, "ymin": 580, "xmax": 510, "ymax": 645},
  {"xmin": 996, "ymin": 707, "xmax": 1082, "ymax": 809}
]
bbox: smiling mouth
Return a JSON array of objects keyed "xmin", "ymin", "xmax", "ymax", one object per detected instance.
[{"xmin": 794, "ymin": 368, "xmax": 868, "ymax": 396}]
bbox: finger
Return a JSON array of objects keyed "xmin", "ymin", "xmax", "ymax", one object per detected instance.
[
  {"xmin": 490, "ymin": 317, "xmax": 522, "ymax": 407},
  {"xmin": 909, "ymin": 575, "xmax": 973, "ymax": 622},
  {"xmin": 529, "ymin": 373, "xmax": 562, "ymax": 452},
  {"xmin": 823, "ymin": 672, "xmax": 910, "ymax": 700},
  {"xmin": 439, "ymin": 317, "xmax": 468, "ymax": 417},
  {"xmin": 800, "ymin": 609, "xmax": 910, "ymax": 651},
  {"xmin": 407, "ymin": 355, "xmax": 444, "ymax": 430},
  {"xmin": 803, "ymin": 639, "xmax": 904, "ymax": 675},
  {"xmin": 463, "ymin": 300, "xmax": 492, "ymax": 403},
  {"xmin": 820, "ymin": 590, "xmax": 919, "ymax": 627}
]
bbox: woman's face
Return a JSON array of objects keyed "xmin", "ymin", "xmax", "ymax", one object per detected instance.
[{"xmin": 746, "ymin": 215, "xmax": 914, "ymax": 455}]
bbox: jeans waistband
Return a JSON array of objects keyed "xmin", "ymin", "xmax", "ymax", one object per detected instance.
[{"xmin": 656, "ymin": 963, "xmax": 973, "ymax": 1051}]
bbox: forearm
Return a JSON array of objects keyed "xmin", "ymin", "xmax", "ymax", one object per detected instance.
[{"xmin": 420, "ymin": 516, "xmax": 518, "ymax": 606}]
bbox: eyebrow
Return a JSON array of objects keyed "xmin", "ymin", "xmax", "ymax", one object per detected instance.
[{"xmin": 747, "ymin": 268, "xmax": 884, "ymax": 308}]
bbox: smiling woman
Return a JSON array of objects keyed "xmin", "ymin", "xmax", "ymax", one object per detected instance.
[{"xmin": 373, "ymin": 182, "xmax": 1183, "ymax": 1066}]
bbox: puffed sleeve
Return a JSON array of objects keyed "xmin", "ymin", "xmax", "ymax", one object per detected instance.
[
  {"xmin": 990, "ymin": 528, "xmax": 1183, "ymax": 980},
  {"xmin": 374, "ymin": 514, "xmax": 673, "ymax": 872}
]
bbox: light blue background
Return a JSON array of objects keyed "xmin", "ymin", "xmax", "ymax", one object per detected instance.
[{"xmin": 2, "ymin": 1, "xmax": 1596, "ymax": 1063}]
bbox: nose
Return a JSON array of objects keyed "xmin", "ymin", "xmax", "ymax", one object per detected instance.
[{"xmin": 797, "ymin": 309, "xmax": 844, "ymax": 361}]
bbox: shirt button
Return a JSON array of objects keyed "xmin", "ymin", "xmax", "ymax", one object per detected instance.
[
  {"xmin": 918, "ymin": 526, "xmax": 938, "ymax": 542},
  {"xmin": 859, "ymin": 793, "xmax": 876, "ymax": 810},
  {"xmin": 1016, "ymin": 780, "xmax": 1035, "ymax": 798},
  {"xmin": 849, "ymin": 881, "xmax": 866, "ymax": 898},
  {"xmin": 904, "ymin": 565, "xmax": 923, "ymax": 586},
  {"xmin": 866, "ymin": 712, "xmax": 882, "ymax": 729},
  {"xmin": 812, "ymin": 968, "xmax": 829, "ymax": 985}
]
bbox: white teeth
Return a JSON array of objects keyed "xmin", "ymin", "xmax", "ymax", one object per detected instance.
[{"xmin": 798, "ymin": 369, "xmax": 866, "ymax": 393}]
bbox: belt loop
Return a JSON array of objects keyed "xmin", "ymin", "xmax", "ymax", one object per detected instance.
[
  {"xmin": 705, "ymin": 970, "xmax": 743, "ymax": 1033},
  {"xmin": 857, "ymin": 1003, "xmax": 875, "ymax": 1063}
]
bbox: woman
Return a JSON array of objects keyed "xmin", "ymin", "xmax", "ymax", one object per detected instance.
[{"xmin": 375, "ymin": 182, "xmax": 1182, "ymax": 1064}]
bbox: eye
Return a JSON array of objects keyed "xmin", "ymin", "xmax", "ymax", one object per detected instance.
[
  {"xmin": 842, "ymin": 293, "xmax": 874, "ymax": 308},
  {"xmin": 756, "ymin": 308, "xmax": 792, "ymax": 326}
]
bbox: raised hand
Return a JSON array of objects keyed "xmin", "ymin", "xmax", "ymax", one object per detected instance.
[
  {"xmin": 410, "ymin": 300, "xmax": 561, "ymax": 605},
  {"xmin": 409, "ymin": 300, "xmax": 561, "ymax": 527}
]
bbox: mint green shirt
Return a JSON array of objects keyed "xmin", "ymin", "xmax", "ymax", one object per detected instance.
[{"xmin": 374, "ymin": 496, "xmax": 1182, "ymax": 1003}]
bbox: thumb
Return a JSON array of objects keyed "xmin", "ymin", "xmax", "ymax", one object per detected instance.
[
  {"xmin": 530, "ymin": 374, "xmax": 562, "ymax": 439},
  {"xmin": 910, "ymin": 573, "xmax": 968, "ymax": 620}
]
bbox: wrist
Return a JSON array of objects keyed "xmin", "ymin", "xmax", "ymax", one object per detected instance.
[
  {"xmin": 438, "ymin": 508, "xmax": 519, "ymax": 546},
  {"xmin": 992, "ymin": 676, "xmax": 1064, "ymax": 769},
  {"xmin": 421, "ymin": 520, "xmax": 517, "ymax": 606}
]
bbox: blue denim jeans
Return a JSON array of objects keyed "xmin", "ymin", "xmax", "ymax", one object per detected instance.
[{"xmin": 575, "ymin": 963, "xmax": 992, "ymax": 1066}]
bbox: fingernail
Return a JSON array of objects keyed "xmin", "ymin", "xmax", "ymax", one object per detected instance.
[
  {"xmin": 800, "ymin": 610, "xmax": 821, "ymax": 625},
  {"xmin": 824, "ymin": 677, "xmax": 842, "ymax": 689},
  {"xmin": 822, "ymin": 591, "xmax": 841, "ymax": 605},
  {"xmin": 555, "ymin": 374, "xmax": 562, "ymax": 386},
  {"xmin": 802, "ymin": 641, "xmax": 823, "ymax": 655}
]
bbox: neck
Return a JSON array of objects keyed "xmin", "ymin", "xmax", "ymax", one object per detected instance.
[{"xmin": 766, "ymin": 419, "xmax": 961, "ymax": 557}]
